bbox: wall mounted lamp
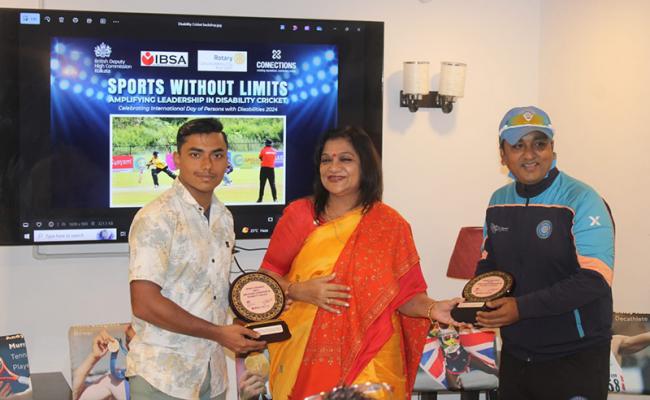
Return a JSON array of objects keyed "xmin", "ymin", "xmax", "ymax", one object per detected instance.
[{"xmin": 400, "ymin": 61, "xmax": 467, "ymax": 113}]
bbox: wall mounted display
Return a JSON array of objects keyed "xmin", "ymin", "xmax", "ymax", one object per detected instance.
[{"xmin": 0, "ymin": 8, "xmax": 384, "ymax": 244}]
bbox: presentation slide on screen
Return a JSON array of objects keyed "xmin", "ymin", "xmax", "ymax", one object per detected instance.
[{"xmin": 49, "ymin": 37, "xmax": 339, "ymax": 209}]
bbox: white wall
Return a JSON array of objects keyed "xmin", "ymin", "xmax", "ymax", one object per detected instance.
[
  {"xmin": 539, "ymin": 0, "xmax": 650, "ymax": 313},
  {"xmin": 0, "ymin": 0, "xmax": 647, "ymax": 399}
]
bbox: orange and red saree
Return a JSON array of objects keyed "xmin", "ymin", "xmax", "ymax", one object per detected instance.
[{"xmin": 261, "ymin": 198, "xmax": 430, "ymax": 399}]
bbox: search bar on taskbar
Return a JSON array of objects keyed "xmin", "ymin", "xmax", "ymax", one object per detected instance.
[{"xmin": 33, "ymin": 228, "xmax": 117, "ymax": 242}]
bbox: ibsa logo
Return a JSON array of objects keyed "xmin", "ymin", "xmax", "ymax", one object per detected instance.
[{"xmin": 140, "ymin": 51, "xmax": 189, "ymax": 67}]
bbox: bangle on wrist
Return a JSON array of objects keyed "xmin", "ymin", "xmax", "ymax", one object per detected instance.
[
  {"xmin": 285, "ymin": 282, "xmax": 295, "ymax": 298},
  {"xmin": 426, "ymin": 301, "xmax": 436, "ymax": 324}
]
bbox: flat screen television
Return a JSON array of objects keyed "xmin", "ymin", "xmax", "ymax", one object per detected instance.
[{"xmin": 0, "ymin": 8, "xmax": 383, "ymax": 245}]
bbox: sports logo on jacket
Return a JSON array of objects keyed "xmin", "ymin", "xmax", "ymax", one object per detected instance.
[
  {"xmin": 489, "ymin": 223, "xmax": 509, "ymax": 234},
  {"xmin": 536, "ymin": 220, "xmax": 553, "ymax": 239}
]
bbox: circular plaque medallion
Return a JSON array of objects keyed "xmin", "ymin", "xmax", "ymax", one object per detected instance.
[
  {"xmin": 229, "ymin": 272, "xmax": 285, "ymax": 322},
  {"xmin": 462, "ymin": 271, "xmax": 514, "ymax": 302}
]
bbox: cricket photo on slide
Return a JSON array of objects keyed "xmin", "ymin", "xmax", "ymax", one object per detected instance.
[{"xmin": 110, "ymin": 115, "xmax": 285, "ymax": 207}]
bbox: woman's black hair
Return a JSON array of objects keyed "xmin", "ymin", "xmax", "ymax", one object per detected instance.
[{"xmin": 313, "ymin": 126, "xmax": 382, "ymax": 218}]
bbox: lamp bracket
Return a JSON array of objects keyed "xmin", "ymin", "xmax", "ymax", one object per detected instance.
[{"xmin": 400, "ymin": 90, "xmax": 454, "ymax": 113}]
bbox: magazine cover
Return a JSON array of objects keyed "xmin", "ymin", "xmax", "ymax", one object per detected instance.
[
  {"xmin": 68, "ymin": 323, "xmax": 132, "ymax": 400},
  {"xmin": 610, "ymin": 312, "xmax": 650, "ymax": 394},
  {"xmin": 0, "ymin": 333, "xmax": 31, "ymax": 399},
  {"xmin": 415, "ymin": 325, "xmax": 498, "ymax": 391}
]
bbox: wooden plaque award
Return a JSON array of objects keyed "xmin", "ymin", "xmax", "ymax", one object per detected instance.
[
  {"xmin": 451, "ymin": 271, "xmax": 514, "ymax": 324},
  {"xmin": 229, "ymin": 272, "xmax": 290, "ymax": 343}
]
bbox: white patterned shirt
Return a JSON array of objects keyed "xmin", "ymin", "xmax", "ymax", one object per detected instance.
[{"xmin": 126, "ymin": 179, "xmax": 234, "ymax": 400}]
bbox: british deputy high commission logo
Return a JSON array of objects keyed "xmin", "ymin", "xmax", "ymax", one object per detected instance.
[
  {"xmin": 536, "ymin": 220, "xmax": 553, "ymax": 239},
  {"xmin": 93, "ymin": 42, "xmax": 131, "ymax": 74},
  {"xmin": 94, "ymin": 42, "xmax": 112, "ymax": 58}
]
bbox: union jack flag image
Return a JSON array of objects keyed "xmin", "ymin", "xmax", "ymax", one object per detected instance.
[{"xmin": 419, "ymin": 325, "xmax": 497, "ymax": 389}]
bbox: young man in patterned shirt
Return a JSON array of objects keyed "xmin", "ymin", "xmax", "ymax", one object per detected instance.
[{"xmin": 127, "ymin": 118, "xmax": 266, "ymax": 399}]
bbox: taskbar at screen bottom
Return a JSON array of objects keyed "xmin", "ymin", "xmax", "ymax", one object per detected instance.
[
  {"xmin": 14, "ymin": 215, "xmax": 282, "ymax": 244},
  {"xmin": 15, "ymin": 217, "xmax": 129, "ymax": 245}
]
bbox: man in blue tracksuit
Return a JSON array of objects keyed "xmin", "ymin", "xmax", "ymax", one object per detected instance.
[{"xmin": 475, "ymin": 106, "xmax": 614, "ymax": 400}]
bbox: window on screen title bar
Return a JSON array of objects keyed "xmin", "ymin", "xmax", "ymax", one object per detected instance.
[{"xmin": 20, "ymin": 12, "xmax": 363, "ymax": 35}]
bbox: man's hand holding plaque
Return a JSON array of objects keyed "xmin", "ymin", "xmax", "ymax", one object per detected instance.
[
  {"xmin": 229, "ymin": 272, "xmax": 291, "ymax": 343},
  {"xmin": 451, "ymin": 271, "xmax": 514, "ymax": 325}
]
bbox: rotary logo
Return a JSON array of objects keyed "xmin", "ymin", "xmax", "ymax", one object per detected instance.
[{"xmin": 233, "ymin": 52, "xmax": 246, "ymax": 64}]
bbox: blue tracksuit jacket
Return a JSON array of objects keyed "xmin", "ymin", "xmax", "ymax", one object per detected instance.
[{"xmin": 476, "ymin": 168, "xmax": 614, "ymax": 361}]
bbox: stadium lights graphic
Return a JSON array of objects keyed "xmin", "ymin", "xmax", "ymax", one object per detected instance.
[{"xmin": 51, "ymin": 41, "xmax": 108, "ymax": 101}]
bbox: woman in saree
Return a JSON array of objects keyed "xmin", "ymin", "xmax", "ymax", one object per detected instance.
[{"xmin": 259, "ymin": 126, "xmax": 463, "ymax": 399}]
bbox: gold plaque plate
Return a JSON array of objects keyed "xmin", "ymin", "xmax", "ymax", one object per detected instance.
[{"xmin": 462, "ymin": 271, "xmax": 514, "ymax": 303}]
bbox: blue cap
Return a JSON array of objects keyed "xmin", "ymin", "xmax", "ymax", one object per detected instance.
[{"xmin": 499, "ymin": 106, "xmax": 554, "ymax": 145}]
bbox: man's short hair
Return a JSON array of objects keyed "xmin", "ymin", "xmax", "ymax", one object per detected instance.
[{"xmin": 176, "ymin": 118, "xmax": 227, "ymax": 152}]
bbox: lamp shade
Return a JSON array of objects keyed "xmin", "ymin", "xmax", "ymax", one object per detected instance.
[
  {"xmin": 403, "ymin": 61, "xmax": 429, "ymax": 95},
  {"xmin": 446, "ymin": 226, "xmax": 483, "ymax": 279},
  {"xmin": 438, "ymin": 61, "xmax": 466, "ymax": 98}
]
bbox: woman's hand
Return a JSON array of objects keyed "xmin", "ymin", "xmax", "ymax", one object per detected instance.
[
  {"xmin": 428, "ymin": 297, "xmax": 465, "ymax": 326},
  {"xmin": 399, "ymin": 293, "xmax": 471, "ymax": 329},
  {"xmin": 290, "ymin": 273, "xmax": 351, "ymax": 313}
]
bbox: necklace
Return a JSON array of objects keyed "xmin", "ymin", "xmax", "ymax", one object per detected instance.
[
  {"xmin": 324, "ymin": 204, "xmax": 350, "ymax": 222},
  {"xmin": 324, "ymin": 205, "xmax": 353, "ymax": 245},
  {"xmin": 331, "ymin": 219, "xmax": 346, "ymax": 245}
]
